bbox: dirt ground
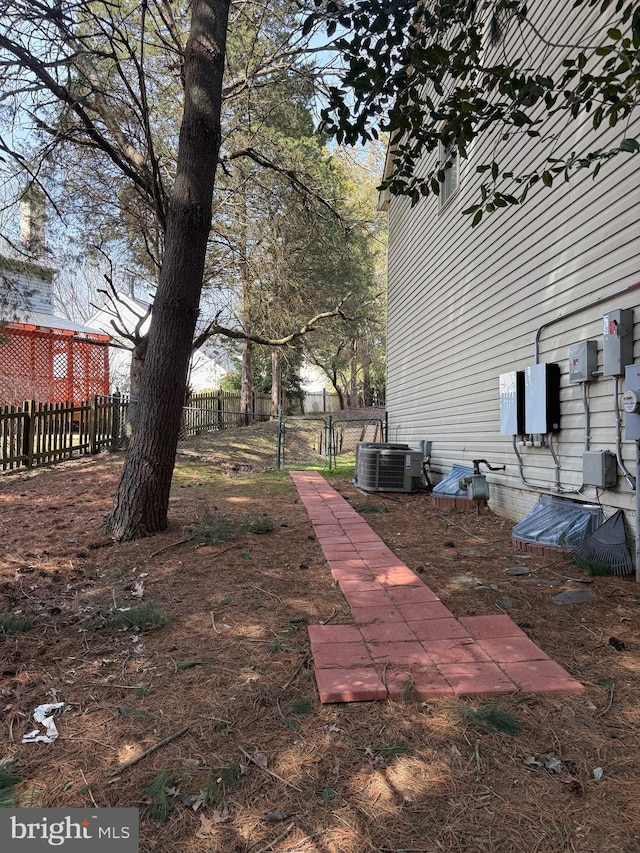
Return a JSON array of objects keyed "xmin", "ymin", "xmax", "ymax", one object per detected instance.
[{"xmin": 1, "ymin": 420, "xmax": 640, "ymax": 853}]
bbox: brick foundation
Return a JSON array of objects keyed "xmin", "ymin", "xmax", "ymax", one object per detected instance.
[
  {"xmin": 511, "ymin": 537, "xmax": 573, "ymax": 558},
  {"xmin": 432, "ymin": 495, "xmax": 487, "ymax": 512}
]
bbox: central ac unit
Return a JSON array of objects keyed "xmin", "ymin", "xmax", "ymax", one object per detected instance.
[{"xmin": 354, "ymin": 443, "xmax": 423, "ymax": 493}]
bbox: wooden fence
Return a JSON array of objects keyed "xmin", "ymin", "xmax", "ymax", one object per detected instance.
[
  {"xmin": 0, "ymin": 390, "xmax": 274, "ymax": 471},
  {"xmin": 0, "ymin": 388, "xmax": 362, "ymax": 471},
  {"xmin": 1, "ymin": 395, "xmax": 129, "ymax": 471},
  {"xmin": 181, "ymin": 390, "xmax": 271, "ymax": 435}
]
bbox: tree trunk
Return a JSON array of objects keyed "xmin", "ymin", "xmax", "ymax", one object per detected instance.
[
  {"xmin": 124, "ymin": 336, "xmax": 148, "ymax": 445},
  {"xmin": 240, "ymin": 337, "xmax": 253, "ymax": 425},
  {"xmin": 104, "ymin": 0, "xmax": 231, "ymax": 540},
  {"xmin": 330, "ymin": 368, "xmax": 346, "ymax": 410},
  {"xmin": 270, "ymin": 348, "xmax": 281, "ymax": 419},
  {"xmin": 239, "ymin": 201, "xmax": 253, "ymax": 426},
  {"xmin": 362, "ymin": 358, "xmax": 373, "ymax": 407},
  {"xmin": 349, "ymin": 339, "xmax": 358, "ymax": 408}
]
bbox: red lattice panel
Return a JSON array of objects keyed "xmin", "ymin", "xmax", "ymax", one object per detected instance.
[{"xmin": 0, "ymin": 326, "xmax": 109, "ymax": 404}]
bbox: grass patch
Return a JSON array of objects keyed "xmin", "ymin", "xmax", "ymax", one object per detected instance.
[
  {"xmin": 351, "ymin": 502, "xmax": 389, "ymax": 514},
  {"xmin": 218, "ymin": 761, "xmax": 242, "ymax": 787},
  {"xmin": 117, "ymin": 705, "xmax": 153, "ymax": 720},
  {"xmin": 108, "ymin": 600, "xmax": 168, "ymax": 631},
  {"xmin": 572, "ymin": 554, "xmax": 610, "ymax": 576},
  {"xmin": 0, "ymin": 613, "xmax": 34, "ymax": 634},
  {"xmin": 398, "ymin": 679, "xmax": 417, "ymax": 703},
  {"xmin": 193, "ymin": 512, "xmax": 274, "ymax": 545},
  {"xmin": 193, "ymin": 513, "xmax": 238, "ymax": 544},
  {"xmin": 455, "ymin": 703, "xmax": 522, "ymax": 735},
  {"xmin": 183, "ymin": 778, "xmax": 222, "ymax": 811},
  {"xmin": 290, "ymin": 698, "xmax": 313, "ymax": 716},
  {"xmin": 132, "ymin": 685, "xmax": 156, "ymax": 698},
  {"xmin": 0, "ymin": 763, "xmax": 21, "ymax": 807},
  {"xmin": 143, "ymin": 771, "xmax": 181, "ymax": 824},
  {"xmin": 375, "ymin": 740, "xmax": 409, "ymax": 758},
  {"xmin": 246, "ymin": 518, "xmax": 274, "ymax": 534},
  {"xmin": 321, "ymin": 785, "xmax": 337, "ymax": 803},
  {"xmin": 177, "ymin": 658, "xmax": 210, "ymax": 671}
]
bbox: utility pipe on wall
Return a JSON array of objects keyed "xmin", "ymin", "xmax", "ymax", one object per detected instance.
[{"xmin": 534, "ymin": 281, "xmax": 640, "ymax": 364}]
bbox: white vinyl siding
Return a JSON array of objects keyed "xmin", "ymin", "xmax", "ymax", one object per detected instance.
[
  {"xmin": 438, "ymin": 143, "xmax": 459, "ymax": 209},
  {"xmin": 385, "ymin": 2, "xmax": 640, "ymax": 522}
]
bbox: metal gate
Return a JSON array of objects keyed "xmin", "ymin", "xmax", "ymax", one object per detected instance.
[{"xmin": 277, "ymin": 413, "xmax": 386, "ymax": 470}]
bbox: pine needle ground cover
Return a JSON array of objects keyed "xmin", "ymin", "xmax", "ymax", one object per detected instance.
[{"xmin": 1, "ymin": 422, "xmax": 640, "ymax": 852}]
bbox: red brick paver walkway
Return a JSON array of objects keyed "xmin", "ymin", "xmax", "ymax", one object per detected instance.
[{"xmin": 291, "ymin": 471, "xmax": 584, "ymax": 704}]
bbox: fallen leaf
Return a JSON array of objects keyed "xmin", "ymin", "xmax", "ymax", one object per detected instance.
[
  {"xmin": 211, "ymin": 807, "xmax": 230, "ymax": 824},
  {"xmin": 196, "ymin": 815, "xmax": 216, "ymax": 838},
  {"xmin": 252, "ymin": 751, "xmax": 268, "ymax": 768},
  {"xmin": 131, "ymin": 581, "xmax": 145, "ymax": 599},
  {"xmin": 260, "ymin": 811, "xmax": 295, "ymax": 823},
  {"xmin": 196, "ymin": 809, "xmax": 230, "ymax": 837}
]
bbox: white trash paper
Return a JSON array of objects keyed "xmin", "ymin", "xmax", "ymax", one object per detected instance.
[{"xmin": 22, "ymin": 702, "xmax": 65, "ymax": 744}]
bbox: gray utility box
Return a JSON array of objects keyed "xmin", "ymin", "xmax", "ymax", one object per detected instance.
[
  {"xmin": 582, "ymin": 450, "xmax": 617, "ymax": 488},
  {"xmin": 603, "ymin": 309, "xmax": 633, "ymax": 376},
  {"xmin": 568, "ymin": 340, "xmax": 598, "ymax": 383}
]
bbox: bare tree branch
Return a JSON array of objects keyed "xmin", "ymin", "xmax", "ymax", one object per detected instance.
[{"xmin": 192, "ymin": 294, "xmax": 353, "ymax": 350}]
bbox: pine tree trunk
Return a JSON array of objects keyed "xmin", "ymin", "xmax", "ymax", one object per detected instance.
[
  {"xmin": 124, "ymin": 337, "xmax": 148, "ymax": 446},
  {"xmin": 239, "ymin": 213, "xmax": 253, "ymax": 426},
  {"xmin": 104, "ymin": 0, "xmax": 231, "ymax": 540},
  {"xmin": 270, "ymin": 348, "xmax": 281, "ymax": 418},
  {"xmin": 240, "ymin": 337, "xmax": 253, "ymax": 426}
]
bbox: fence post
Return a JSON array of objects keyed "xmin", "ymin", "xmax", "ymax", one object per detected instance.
[
  {"xmin": 111, "ymin": 391, "xmax": 121, "ymax": 450},
  {"xmin": 276, "ymin": 407, "xmax": 283, "ymax": 469},
  {"xmin": 89, "ymin": 395, "xmax": 99, "ymax": 455},
  {"xmin": 22, "ymin": 399, "xmax": 35, "ymax": 468}
]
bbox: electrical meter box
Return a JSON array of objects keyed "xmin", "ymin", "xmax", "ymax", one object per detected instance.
[
  {"xmin": 624, "ymin": 363, "xmax": 640, "ymax": 440},
  {"xmin": 568, "ymin": 340, "xmax": 598, "ymax": 383},
  {"xmin": 499, "ymin": 370, "xmax": 525, "ymax": 435},
  {"xmin": 603, "ymin": 309, "xmax": 633, "ymax": 376},
  {"xmin": 524, "ymin": 363, "xmax": 561, "ymax": 433},
  {"xmin": 582, "ymin": 450, "xmax": 617, "ymax": 488}
]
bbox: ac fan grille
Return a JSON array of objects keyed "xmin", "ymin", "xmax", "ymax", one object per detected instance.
[{"xmin": 357, "ymin": 448, "xmax": 417, "ymax": 492}]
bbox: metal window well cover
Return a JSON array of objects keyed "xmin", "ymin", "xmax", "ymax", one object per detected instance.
[
  {"xmin": 432, "ymin": 465, "xmax": 474, "ymax": 496},
  {"xmin": 512, "ymin": 495, "xmax": 602, "ymax": 549}
]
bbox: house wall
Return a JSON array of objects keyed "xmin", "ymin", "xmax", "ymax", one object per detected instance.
[
  {"xmin": 0, "ymin": 261, "xmax": 54, "ymax": 314},
  {"xmin": 386, "ymin": 5, "xmax": 640, "ymax": 523}
]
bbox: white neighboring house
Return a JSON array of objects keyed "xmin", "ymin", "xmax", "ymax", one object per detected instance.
[
  {"xmin": 87, "ymin": 291, "xmax": 228, "ymax": 393},
  {"xmin": 382, "ymin": 5, "xmax": 640, "ymax": 528},
  {"xmin": 0, "ymin": 195, "xmax": 110, "ymax": 404}
]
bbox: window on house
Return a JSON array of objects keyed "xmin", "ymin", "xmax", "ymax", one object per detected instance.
[{"xmin": 439, "ymin": 143, "xmax": 459, "ymax": 208}]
